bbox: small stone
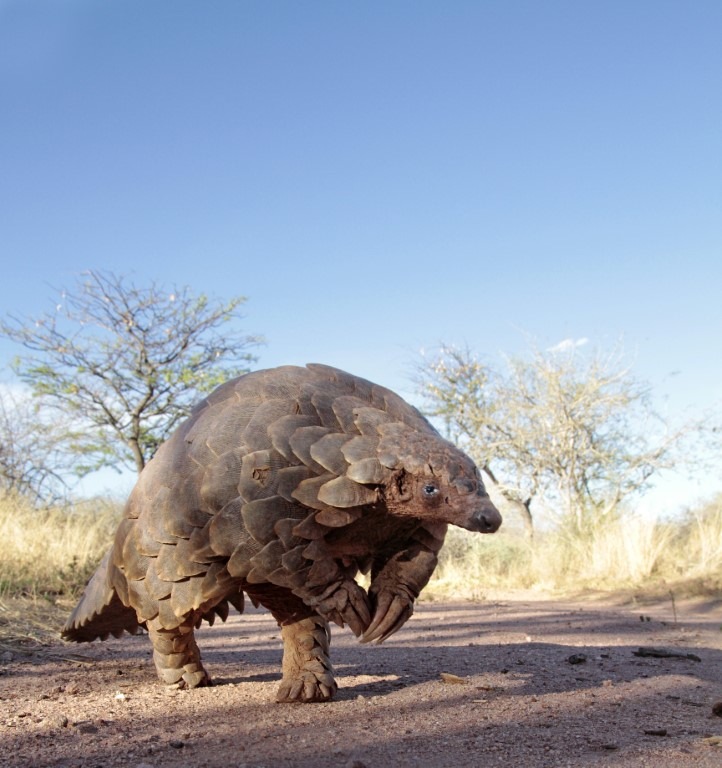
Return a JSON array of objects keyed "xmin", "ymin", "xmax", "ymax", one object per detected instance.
[
  {"xmin": 567, "ymin": 654, "xmax": 587, "ymax": 665},
  {"xmin": 169, "ymin": 739, "xmax": 184, "ymax": 749},
  {"xmin": 712, "ymin": 701, "xmax": 722, "ymax": 717},
  {"xmin": 55, "ymin": 715, "xmax": 69, "ymax": 728},
  {"xmin": 644, "ymin": 728, "xmax": 668, "ymax": 737},
  {"xmin": 1, "ymin": 651, "xmax": 14, "ymax": 663}
]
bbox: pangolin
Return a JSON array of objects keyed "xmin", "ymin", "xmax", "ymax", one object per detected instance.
[{"xmin": 62, "ymin": 364, "xmax": 501, "ymax": 702}]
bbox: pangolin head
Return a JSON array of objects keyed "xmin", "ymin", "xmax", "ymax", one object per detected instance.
[{"xmin": 374, "ymin": 423, "xmax": 502, "ymax": 533}]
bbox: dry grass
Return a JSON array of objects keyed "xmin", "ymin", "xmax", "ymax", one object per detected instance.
[
  {"xmin": 0, "ymin": 596, "xmax": 70, "ymax": 651},
  {"xmin": 0, "ymin": 493, "xmax": 121, "ymax": 648},
  {"xmin": 426, "ymin": 494, "xmax": 722, "ymax": 601},
  {"xmin": 0, "ymin": 493, "xmax": 121, "ymax": 601},
  {"xmin": 1, "ymin": 491, "xmax": 720, "ymax": 649}
]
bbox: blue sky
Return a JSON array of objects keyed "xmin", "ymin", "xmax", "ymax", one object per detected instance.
[{"xmin": 1, "ymin": 1, "xmax": 720, "ymax": 507}]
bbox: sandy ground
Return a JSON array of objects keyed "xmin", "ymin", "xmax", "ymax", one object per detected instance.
[{"xmin": 1, "ymin": 595, "xmax": 721, "ymax": 767}]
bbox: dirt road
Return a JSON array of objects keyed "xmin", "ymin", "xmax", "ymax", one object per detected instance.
[{"xmin": 2, "ymin": 596, "xmax": 721, "ymax": 767}]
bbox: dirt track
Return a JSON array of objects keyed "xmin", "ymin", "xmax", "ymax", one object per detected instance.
[{"xmin": 2, "ymin": 596, "xmax": 721, "ymax": 767}]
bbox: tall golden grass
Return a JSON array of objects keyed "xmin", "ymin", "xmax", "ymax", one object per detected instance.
[
  {"xmin": 1, "ymin": 492, "xmax": 720, "ymax": 606},
  {"xmin": 426, "ymin": 494, "xmax": 722, "ymax": 600},
  {"xmin": 0, "ymin": 493, "xmax": 122, "ymax": 600}
]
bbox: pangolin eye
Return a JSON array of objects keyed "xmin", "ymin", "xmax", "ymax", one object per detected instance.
[{"xmin": 423, "ymin": 484, "xmax": 439, "ymax": 497}]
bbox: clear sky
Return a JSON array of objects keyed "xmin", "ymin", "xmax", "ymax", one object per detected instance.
[{"xmin": 1, "ymin": 1, "xmax": 720, "ymax": 507}]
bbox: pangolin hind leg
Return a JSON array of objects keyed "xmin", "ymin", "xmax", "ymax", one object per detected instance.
[
  {"xmin": 276, "ymin": 615, "xmax": 336, "ymax": 703},
  {"xmin": 245, "ymin": 584, "xmax": 337, "ymax": 703},
  {"xmin": 146, "ymin": 617, "xmax": 211, "ymax": 689}
]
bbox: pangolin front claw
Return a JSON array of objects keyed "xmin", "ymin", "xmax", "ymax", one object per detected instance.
[
  {"xmin": 361, "ymin": 592, "xmax": 413, "ymax": 644},
  {"xmin": 341, "ymin": 581, "xmax": 372, "ymax": 637},
  {"xmin": 314, "ymin": 580, "xmax": 372, "ymax": 637}
]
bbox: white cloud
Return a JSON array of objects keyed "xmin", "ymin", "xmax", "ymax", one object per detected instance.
[{"xmin": 547, "ymin": 337, "xmax": 589, "ymax": 353}]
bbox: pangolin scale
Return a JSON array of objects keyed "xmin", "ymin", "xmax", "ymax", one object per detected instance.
[{"xmin": 62, "ymin": 364, "xmax": 501, "ymax": 702}]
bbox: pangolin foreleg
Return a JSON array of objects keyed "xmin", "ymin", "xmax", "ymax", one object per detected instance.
[{"xmin": 362, "ymin": 523, "xmax": 447, "ymax": 644}]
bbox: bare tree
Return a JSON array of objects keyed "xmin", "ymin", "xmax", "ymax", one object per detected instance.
[
  {"xmin": 0, "ymin": 385, "xmax": 75, "ymax": 504},
  {"xmin": 417, "ymin": 343, "xmax": 690, "ymax": 536},
  {"xmin": 1, "ymin": 271, "xmax": 262, "ymax": 476}
]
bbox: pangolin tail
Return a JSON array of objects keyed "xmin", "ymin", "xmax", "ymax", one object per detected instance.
[{"xmin": 61, "ymin": 549, "xmax": 141, "ymax": 642}]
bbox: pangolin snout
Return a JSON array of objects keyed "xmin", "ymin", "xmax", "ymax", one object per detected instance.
[{"xmin": 467, "ymin": 501, "xmax": 502, "ymax": 533}]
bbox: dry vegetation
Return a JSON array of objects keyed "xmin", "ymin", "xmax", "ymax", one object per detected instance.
[
  {"xmin": 428, "ymin": 494, "xmax": 722, "ymax": 601},
  {"xmin": 0, "ymin": 493, "xmax": 121, "ymax": 599},
  {"xmin": 1, "ymin": 492, "xmax": 721, "ymax": 649},
  {"xmin": 0, "ymin": 494, "xmax": 122, "ymax": 648}
]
